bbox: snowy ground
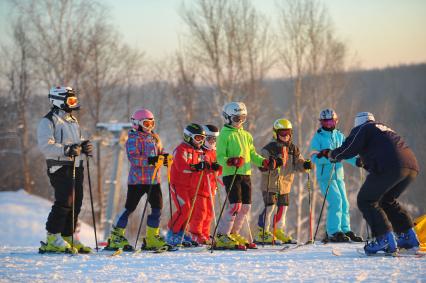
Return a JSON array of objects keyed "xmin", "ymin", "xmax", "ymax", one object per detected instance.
[{"xmin": 1, "ymin": 190, "xmax": 425, "ymax": 283}]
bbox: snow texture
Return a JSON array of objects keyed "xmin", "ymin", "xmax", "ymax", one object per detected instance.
[{"xmin": 1, "ymin": 190, "xmax": 425, "ymax": 282}]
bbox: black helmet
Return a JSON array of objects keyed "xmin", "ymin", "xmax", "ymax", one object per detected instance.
[{"xmin": 183, "ymin": 123, "xmax": 206, "ymax": 148}]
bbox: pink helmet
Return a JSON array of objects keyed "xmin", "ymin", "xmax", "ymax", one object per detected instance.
[{"xmin": 131, "ymin": 108, "xmax": 155, "ymax": 130}]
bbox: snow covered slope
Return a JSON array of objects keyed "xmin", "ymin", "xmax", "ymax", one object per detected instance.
[{"xmin": 0, "ymin": 190, "xmax": 425, "ymax": 282}]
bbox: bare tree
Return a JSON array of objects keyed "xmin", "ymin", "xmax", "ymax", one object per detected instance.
[
  {"xmin": 178, "ymin": 0, "xmax": 275, "ymax": 131},
  {"xmin": 275, "ymin": 0, "xmax": 350, "ymax": 240}
]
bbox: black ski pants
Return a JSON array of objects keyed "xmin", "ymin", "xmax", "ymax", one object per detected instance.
[
  {"xmin": 357, "ymin": 167, "xmax": 417, "ymax": 237},
  {"xmin": 46, "ymin": 164, "xmax": 84, "ymax": 236}
]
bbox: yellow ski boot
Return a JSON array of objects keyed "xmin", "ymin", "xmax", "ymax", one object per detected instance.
[
  {"xmin": 105, "ymin": 226, "xmax": 134, "ymax": 251},
  {"xmin": 39, "ymin": 233, "xmax": 78, "ymax": 254},
  {"xmin": 275, "ymin": 229, "xmax": 297, "ymax": 244},
  {"xmin": 63, "ymin": 236, "xmax": 92, "ymax": 253},
  {"xmin": 214, "ymin": 234, "xmax": 246, "ymax": 250},
  {"xmin": 143, "ymin": 226, "xmax": 169, "ymax": 250},
  {"xmin": 231, "ymin": 233, "xmax": 257, "ymax": 249}
]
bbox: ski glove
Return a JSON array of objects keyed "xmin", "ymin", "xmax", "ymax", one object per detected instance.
[
  {"xmin": 226, "ymin": 157, "xmax": 245, "ymax": 168},
  {"xmin": 191, "ymin": 161, "xmax": 209, "ymax": 171},
  {"xmin": 316, "ymin": 149, "xmax": 330, "ymax": 159},
  {"xmin": 148, "ymin": 156, "xmax": 162, "ymax": 165},
  {"xmin": 275, "ymin": 157, "xmax": 284, "ymax": 168},
  {"xmin": 303, "ymin": 160, "xmax": 313, "ymax": 170},
  {"xmin": 262, "ymin": 156, "xmax": 277, "ymax": 170},
  {"xmin": 210, "ymin": 162, "xmax": 221, "ymax": 171},
  {"xmin": 64, "ymin": 144, "xmax": 81, "ymax": 157},
  {"xmin": 162, "ymin": 153, "xmax": 170, "ymax": 166},
  {"xmin": 81, "ymin": 140, "xmax": 93, "ymax": 156}
]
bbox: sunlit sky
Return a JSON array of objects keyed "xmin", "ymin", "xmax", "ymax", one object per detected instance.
[{"xmin": 1, "ymin": 0, "xmax": 425, "ymax": 70}]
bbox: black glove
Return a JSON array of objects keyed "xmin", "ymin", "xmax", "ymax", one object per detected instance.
[
  {"xmin": 211, "ymin": 162, "xmax": 220, "ymax": 171},
  {"xmin": 162, "ymin": 153, "xmax": 170, "ymax": 166},
  {"xmin": 64, "ymin": 144, "xmax": 81, "ymax": 157},
  {"xmin": 81, "ymin": 140, "xmax": 93, "ymax": 156},
  {"xmin": 148, "ymin": 156, "xmax": 160, "ymax": 165},
  {"xmin": 356, "ymin": 157, "xmax": 364, "ymax": 168},
  {"xmin": 275, "ymin": 157, "xmax": 284, "ymax": 168},
  {"xmin": 303, "ymin": 160, "xmax": 312, "ymax": 170},
  {"xmin": 316, "ymin": 149, "xmax": 330, "ymax": 159},
  {"xmin": 191, "ymin": 162, "xmax": 209, "ymax": 171}
]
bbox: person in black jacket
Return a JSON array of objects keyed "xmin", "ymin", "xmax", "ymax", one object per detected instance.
[{"xmin": 326, "ymin": 112, "xmax": 420, "ymax": 255}]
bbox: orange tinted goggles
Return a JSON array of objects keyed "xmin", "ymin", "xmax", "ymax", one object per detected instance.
[
  {"xmin": 66, "ymin": 96, "xmax": 79, "ymax": 108},
  {"xmin": 141, "ymin": 119, "xmax": 155, "ymax": 128},
  {"xmin": 193, "ymin": 135, "xmax": 206, "ymax": 142}
]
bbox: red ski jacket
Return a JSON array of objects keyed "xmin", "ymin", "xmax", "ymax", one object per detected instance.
[
  {"xmin": 170, "ymin": 142, "xmax": 205, "ymax": 192},
  {"xmin": 197, "ymin": 148, "xmax": 222, "ymax": 197}
]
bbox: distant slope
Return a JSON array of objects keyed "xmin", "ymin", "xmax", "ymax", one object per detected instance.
[{"xmin": 0, "ymin": 190, "xmax": 96, "ymax": 247}]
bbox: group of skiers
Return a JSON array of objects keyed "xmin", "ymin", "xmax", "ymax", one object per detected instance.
[{"xmin": 37, "ymin": 86, "xmax": 420, "ymax": 255}]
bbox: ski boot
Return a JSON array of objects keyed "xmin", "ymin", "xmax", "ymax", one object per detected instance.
[
  {"xmin": 166, "ymin": 230, "xmax": 192, "ymax": 247},
  {"xmin": 213, "ymin": 234, "xmax": 246, "ymax": 250},
  {"xmin": 327, "ymin": 231, "xmax": 350, "ymax": 243},
  {"xmin": 396, "ymin": 228, "xmax": 420, "ymax": 250},
  {"xmin": 364, "ymin": 231, "xmax": 397, "ymax": 255},
  {"xmin": 254, "ymin": 227, "xmax": 282, "ymax": 245},
  {"xmin": 143, "ymin": 226, "xmax": 169, "ymax": 250},
  {"xmin": 275, "ymin": 229, "xmax": 297, "ymax": 244},
  {"xmin": 344, "ymin": 231, "xmax": 364, "ymax": 242},
  {"xmin": 39, "ymin": 233, "xmax": 78, "ymax": 254},
  {"xmin": 105, "ymin": 226, "xmax": 134, "ymax": 251},
  {"xmin": 63, "ymin": 235, "xmax": 92, "ymax": 253},
  {"xmin": 231, "ymin": 233, "xmax": 257, "ymax": 249}
]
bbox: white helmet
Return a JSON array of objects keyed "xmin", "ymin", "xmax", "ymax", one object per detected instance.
[
  {"xmin": 354, "ymin": 112, "xmax": 375, "ymax": 127},
  {"xmin": 48, "ymin": 86, "xmax": 80, "ymax": 111},
  {"xmin": 319, "ymin": 108, "xmax": 337, "ymax": 120},
  {"xmin": 202, "ymin": 124, "xmax": 219, "ymax": 150},
  {"xmin": 222, "ymin": 102, "xmax": 247, "ymax": 125}
]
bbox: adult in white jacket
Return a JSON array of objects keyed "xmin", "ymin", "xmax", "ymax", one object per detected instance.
[{"xmin": 37, "ymin": 86, "xmax": 92, "ymax": 254}]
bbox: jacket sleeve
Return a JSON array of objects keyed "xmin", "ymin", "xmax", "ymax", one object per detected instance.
[
  {"xmin": 309, "ymin": 133, "xmax": 328, "ymax": 165},
  {"xmin": 37, "ymin": 118, "xmax": 65, "ymax": 158},
  {"xmin": 216, "ymin": 133, "xmax": 229, "ymax": 167},
  {"xmin": 331, "ymin": 126, "xmax": 367, "ymax": 161},
  {"xmin": 173, "ymin": 146, "xmax": 194, "ymax": 173},
  {"xmin": 126, "ymin": 133, "xmax": 147, "ymax": 167},
  {"xmin": 249, "ymin": 133, "xmax": 265, "ymax": 167}
]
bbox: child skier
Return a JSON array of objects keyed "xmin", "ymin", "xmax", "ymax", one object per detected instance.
[
  {"xmin": 309, "ymin": 108, "xmax": 363, "ymax": 243},
  {"xmin": 105, "ymin": 108, "xmax": 168, "ymax": 251},
  {"xmin": 214, "ymin": 102, "xmax": 274, "ymax": 250},
  {"xmin": 189, "ymin": 125, "xmax": 222, "ymax": 244},
  {"xmin": 37, "ymin": 86, "xmax": 92, "ymax": 254},
  {"xmin": 167, "ymin": 123, "xmax": 207, "ymax": 246},
  {"xmin": 328, "ymin": 112, "xmax": 419, "ymax": 254},
  {"xmin": 255, "ymin": 118, "xmax": 312, "ymax": 245}
]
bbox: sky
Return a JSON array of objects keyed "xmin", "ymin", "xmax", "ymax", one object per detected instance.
[{"xmin": 1, "ymin": 0, "xmax": 425, "ymax": 70}]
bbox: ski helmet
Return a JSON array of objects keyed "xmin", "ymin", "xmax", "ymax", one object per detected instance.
[
  {"xmin": 319, "ymin": 108, "xmax": 338, "ymax": 130},
  {"xmin": 131, "ymin": 108, "xmax": 155, "ymax": 131},
  {"xmin": 272, "ymin": 118, "xmax": 292, "ymax": 140},
  {"xmin": 222, "ymin": 102, "xmax": 247, "ymax": 126},
  {"xmin": 48, "ymin": 86, "xmax": 80, "ymax": 111},
  {"xmin": 202, "ymin": 124, "xmax": 219, "ymax": 150},
  {"xmin": 354, "ymin": 112, "xmax": 375, "ymax": 127},
  {"xmin": 183, "ymin": 123, "xmax": 206, "ymax": 148}
]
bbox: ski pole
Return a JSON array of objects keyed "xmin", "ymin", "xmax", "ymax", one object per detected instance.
[
  {"xmin": 134, "ymin": 155, "xmax": 164, "ymax": 250},
  {"xmin": 206, "ymin": 172, "xmax": 217, "ymax": 226},
  {"xmin": 262, "ymin": 168, "xmax": 272, "ymax": 247},
  {"xmin": 314, "ymin": 163, "xmax": 336, "ymax": 242},
  {"xmin": 86, "ymin": 154, "xmax": 99, "ymax": 252},
  {"xmin": 167, "ymin": 154, "xmax": 174, "ymax": 223},
  {"xmin": 211, "ymin": 167, "xmax": 239, "ymax": 253},
  {"xmin": 179, "ymin": 169, "xmax": 205, "ymax": 246},
  {"xmin": 71, "ymin": 156, "xmax": 76, "ymax": 252},
  {"xmin": 360, "ymin": 167, "xmax": 370, "ymax": 241},
  {"xmin": 306, "ymin": 168, "xmax": 313, "ymax": 244}
]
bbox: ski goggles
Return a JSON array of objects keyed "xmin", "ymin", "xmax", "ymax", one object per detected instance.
[
  {"xmin": 141, "ymin": 119, "xmax": 155, "ymax": 129},
  {"xmin": 320, "ymin": 119, "xmax": 337, "ymax": 128},
  {"xmin": 231, "ymin": 115, "xmax": 247, "ymax": 123},
  {"xmin": 277, "ymin": 129, "xmax": 292, "ymax": 137},
  {"xmin": 193, "ymin": 134, "xmax": 206, "ymax": 142},
  {"xmin": 66, "ymin": 96, "xmax": 79, "ymax": 108},
  {"xmin": 206, "ymin": 136, "xmax": 217, "ymax": 143}
]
